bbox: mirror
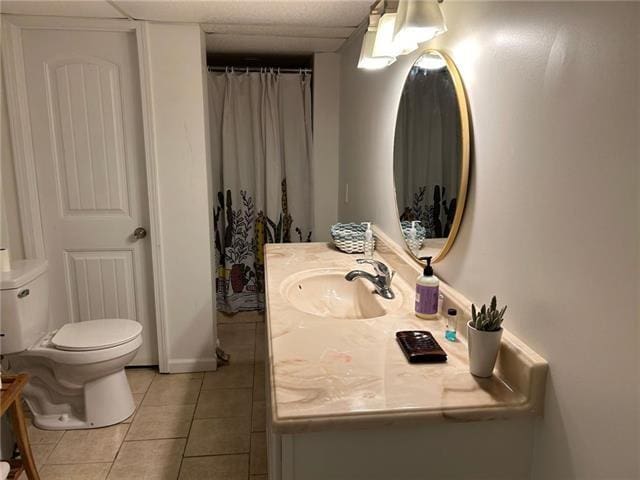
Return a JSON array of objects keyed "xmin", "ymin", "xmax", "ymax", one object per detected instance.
[{"xmin": 393, "ymin": 50, "xmax": 470, "ymax": 264}]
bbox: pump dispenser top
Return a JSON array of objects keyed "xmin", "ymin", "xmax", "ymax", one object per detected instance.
[{"xmin": 420, "ymin": 256, "xmax": 433, "ymax": 276}]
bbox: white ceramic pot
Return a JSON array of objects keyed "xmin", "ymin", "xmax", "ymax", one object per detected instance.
[{"xmin": 467, "ymin": 321, "xmax": 503, "ymax": 378}]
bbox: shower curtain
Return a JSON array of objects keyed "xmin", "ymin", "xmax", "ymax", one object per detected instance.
[{"xmin": 208, "ymin": 69, "xmax": 313, "ymax": 313}]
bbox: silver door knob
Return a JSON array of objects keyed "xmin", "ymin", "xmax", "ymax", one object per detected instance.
[{"xmin": 133, "ymin": 227, "xmax": 147, "ymax": 240}]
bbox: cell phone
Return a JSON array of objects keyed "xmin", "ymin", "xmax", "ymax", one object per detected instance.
[{"xmin": 396, "ymin": 330, "xmax": 447, "ymax": 363}]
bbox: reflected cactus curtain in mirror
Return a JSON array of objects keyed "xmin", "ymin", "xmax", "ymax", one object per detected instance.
[{"xmin": 208, "ymin": 70, "xmax": 313, "ymax": 313}]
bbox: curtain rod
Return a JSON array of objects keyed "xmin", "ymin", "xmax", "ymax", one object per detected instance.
[{"xmin": 207, "ymin": 66, "xmax": 312, "ymax": 74}]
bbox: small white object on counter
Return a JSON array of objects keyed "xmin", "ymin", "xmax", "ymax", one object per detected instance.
[{"xmin": 362, "ymin": 222, "xmax": 375, "ymax": 258}]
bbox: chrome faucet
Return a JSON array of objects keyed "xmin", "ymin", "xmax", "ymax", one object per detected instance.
[{"xmin": 345, "ymin": 259, "xmax": 396, "ymax": 300}]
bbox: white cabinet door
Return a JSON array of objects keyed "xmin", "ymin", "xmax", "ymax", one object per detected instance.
[{"xmin": 21, "ymin": 28, "xmax": 157, "ymax": 365}]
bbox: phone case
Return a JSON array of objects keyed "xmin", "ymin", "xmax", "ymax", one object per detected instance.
[{"xmin": 396, "ymin": 330, "xmax": 447, "ymax": 363}]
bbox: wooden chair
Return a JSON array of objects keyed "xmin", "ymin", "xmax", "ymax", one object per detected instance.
[{"xmin": 1, "ymin": 374, "xmax": 40, "ymax": 480}]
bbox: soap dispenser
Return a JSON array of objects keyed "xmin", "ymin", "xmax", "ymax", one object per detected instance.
[
  {"xmin": 362, "ymin": 222, "xmax": 375, "ymax": 258},
  {"xmin": 415, "ymin": 256, "xmax": 439, "ymax": 319}
]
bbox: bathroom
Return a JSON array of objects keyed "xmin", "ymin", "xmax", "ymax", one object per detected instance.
[{"xmin": 0, "ymin": 1, "xmax": 638, "ymax": 479}]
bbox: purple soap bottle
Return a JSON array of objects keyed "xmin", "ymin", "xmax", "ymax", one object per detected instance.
[{"xmin": 415, "ymin": 256, "xmax": 439, "ymax": 319}]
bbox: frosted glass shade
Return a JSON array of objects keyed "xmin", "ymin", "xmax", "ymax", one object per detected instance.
[
  {"xmin": 394, "ymin": 0, "xmax": 447, "ymax": 46},
  {"xmin": 358, "ymin": 29, "xmax": 396, "ymax": 70},
  {"xmin": 372, "ymin": 13, "xmax": 417, "ymax": 58}
]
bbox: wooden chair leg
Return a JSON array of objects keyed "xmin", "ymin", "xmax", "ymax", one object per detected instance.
[{"xmin": 8, "ymin": 396, "xmax": 40, "ymax": 480}]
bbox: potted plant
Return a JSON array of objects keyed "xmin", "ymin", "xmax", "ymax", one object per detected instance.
[{"xmin": 468, "ymin": 296, "xmax": 507, "ymax": 377}]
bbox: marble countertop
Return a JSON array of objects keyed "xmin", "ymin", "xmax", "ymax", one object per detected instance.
[{"xmin": 264, "ymin": 242, "xmax": 547, "ymax": 434}]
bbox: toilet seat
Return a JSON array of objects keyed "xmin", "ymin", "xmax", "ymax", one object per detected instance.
[{"xmin": 51, "ymin": 319, "xmax": 142, "ymax": 352}]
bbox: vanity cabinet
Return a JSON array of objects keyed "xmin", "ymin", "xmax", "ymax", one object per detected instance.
[{"xmin": 264, "ymin": 241, "xmax": 547, "ymax": 480}]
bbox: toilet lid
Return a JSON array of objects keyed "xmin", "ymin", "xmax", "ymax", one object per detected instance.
[{"xmin": 51, "ymin": 319, "xmax": 142, "ymax": 351}]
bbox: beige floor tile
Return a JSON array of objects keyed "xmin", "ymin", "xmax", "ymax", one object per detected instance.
[
  {"xmin": 195, "ymin": 388, "xmax": 252, "ymax": 419},
  {"xmin": 225, "ymin": 343, "xmax": 256, "ymax": 365},
  {"xmin": 126, "ymin": 367, "xmax": 157, "ymax": 394},
  {"xmin": 251, "ymin": 401, "xmax": 266, "ymax": 432},
  {"xmin": 218, "ymin": 323, "xmax": 256, "ymax": 348},
  {"xmin": 218, "ymin": 311, "xmax": 263, "ymax": 324},
  {"xmin": 178, "ymin": 454, "xmax": 249, "ymax": 480},
  {"xmin": 142, "ymin": 375, "xmax": 202, "ymax": 406},
  {"xmin": 254, "ymin": 324, "xmax": 265, "ymax": 362},
  {"xmin": 126, "ymin": 404, "xmax": 196, "ymax": 440},
  {"xmin": 253, "ymin": 363, "xmax": 265, "ymax": 401},
  {"xmin": 202, "ymin": 364, "xmax": 254, "ymax": 390},
  {"xmin": 32, "ymin": 442, "xmax": 56, "ymax": 467},
  {"xmin": 47, "ymin": 424, "xmax": 129, "ymax": 464},
  {"xmin": 250, "ymin": 432, "xmax": 267, "ymax": 475},
  {"xmin": 39, "ymin": 463, "xmax": 111, "ymax": 480},
  {"xmin": 108, "ymin": 438, "xmax": 185, "ymax": 480},
  {"xmin": 122, "ymin": 393, "xmax": 145, "ymax": 424},
  {"xmin": 27, "ymin": 421, "xmax": 65, "ymax": 445},
  {"xmin": 184, "ymin": 417, "xmax": 250, "ymax": 456}
]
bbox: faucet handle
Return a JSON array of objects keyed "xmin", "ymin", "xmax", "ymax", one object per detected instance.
[{"xmin": 356, "ymin": 258, "xmax": 390, "ymax": 278}]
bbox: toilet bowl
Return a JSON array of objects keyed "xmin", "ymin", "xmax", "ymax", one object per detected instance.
[{"xmin": 1, "ymin": 260, "xmax": 143, "ymax": 430}]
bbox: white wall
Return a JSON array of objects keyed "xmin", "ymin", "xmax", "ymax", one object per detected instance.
[
  {"xmin": 338, "ymin": 2, "xmax": 639, "ymax": 479},
  {"xmin": 312, "ymin": 53, "xmax": 340, "ymax": 241},
  {"xmin": 143, "ymin": 22, "xmax": 217, "ymax": 373}
]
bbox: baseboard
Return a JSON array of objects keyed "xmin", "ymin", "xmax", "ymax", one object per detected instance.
[{"xmin": 166, "ymin": 357, "xmax": 218, "ymax": 374}]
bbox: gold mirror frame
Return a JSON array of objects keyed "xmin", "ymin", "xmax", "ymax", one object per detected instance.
[{"xmin": 392, "ymin": 49, "xmax": 471, "ymax": 264}]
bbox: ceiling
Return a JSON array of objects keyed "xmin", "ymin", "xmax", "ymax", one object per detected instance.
[{"xmin": 0, "ymin": 0, "xmax": 371, "ymax": 54}]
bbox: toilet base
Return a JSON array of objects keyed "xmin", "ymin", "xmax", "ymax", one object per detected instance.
[{"xmin": 24, "ymin": 369, "xmax": 135, "ymax": 430}]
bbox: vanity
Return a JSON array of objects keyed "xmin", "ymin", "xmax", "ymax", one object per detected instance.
[
  {"xmin": 263, "ymin": 50, "xmax": 547, "ymax": 479},
  {"xmin": 263, "ymin": 233, "xmax": 548, "ymax": 480}
]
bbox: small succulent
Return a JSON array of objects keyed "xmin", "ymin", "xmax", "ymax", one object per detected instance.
[{"xmin": 471, "ymin": 296, "xmax": 507, "ymax": 332}]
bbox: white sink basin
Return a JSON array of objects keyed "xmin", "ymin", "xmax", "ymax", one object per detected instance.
[{"xmin": 281, "ymin": 268, "xmax": 403, "ymax": 319}]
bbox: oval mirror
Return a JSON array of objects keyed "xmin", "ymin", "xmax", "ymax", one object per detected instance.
[{"xmin": 393, "ymin": 50, "xmax": 470, "ymax": 264}]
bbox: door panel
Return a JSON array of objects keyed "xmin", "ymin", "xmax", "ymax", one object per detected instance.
[
  {"xmin": 46, "ymin": 58, "xmax": 130, "ymax": 215},
  {"xmin": 21, "ymin": 28, "xmax": 156, "ymax": 365},
  {"xmin": 65, "ymin": 250, "xmax": 136, "ymax": 323}
]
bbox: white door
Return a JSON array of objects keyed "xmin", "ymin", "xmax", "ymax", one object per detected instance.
[{"xmin": 20, "ymin": 28, "xmax": 157, "ymax": 365}]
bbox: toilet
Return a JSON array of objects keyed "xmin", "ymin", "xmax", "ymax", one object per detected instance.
[{"xmin": 1, "ymin": 259, "xmax": 143, "ymax": 430}]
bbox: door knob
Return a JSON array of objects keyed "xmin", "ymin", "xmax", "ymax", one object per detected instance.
[{"xmin": 133, "ymin": 227, "xmax": 147, "ymax": 240}]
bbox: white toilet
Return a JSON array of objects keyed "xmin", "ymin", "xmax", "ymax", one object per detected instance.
[{"xmin": 1, "ymin": 259, "xmax": 143, "ymax": 430}]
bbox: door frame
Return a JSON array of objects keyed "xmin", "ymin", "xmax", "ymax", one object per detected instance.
[{"xmin": 2, "ymin": 15, "xmax": 170, "ymax": 371}]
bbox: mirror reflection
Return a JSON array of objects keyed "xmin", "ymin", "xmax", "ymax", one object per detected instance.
[{"xmin": 393, "ymin": 51, "xmax": 469, "ymax": 262}]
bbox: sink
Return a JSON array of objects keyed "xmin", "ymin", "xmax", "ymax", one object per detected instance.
[{"xmin": 281, "ymin": 268, "xmax": 403, "ymax": 319}]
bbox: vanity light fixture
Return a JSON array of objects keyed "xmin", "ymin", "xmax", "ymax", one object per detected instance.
[
  {"xmin": 372, "ymin": 12, "xmax": 417, "ymax": 58},
  {"xmin": 357, "ymin": 0, "xmax": 447, "ymax": 70},
  {"xmin": 394, "ymin": 0, "xmax": 447, "ymax": 47},
  {"xmin": 358, "ymin": 13, "xmax": 396, "ymax": 70}
]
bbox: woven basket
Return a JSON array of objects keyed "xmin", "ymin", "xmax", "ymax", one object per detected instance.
[{"xmin": 330, "ymin": 223, "xmax": 374, "ymax": 254}]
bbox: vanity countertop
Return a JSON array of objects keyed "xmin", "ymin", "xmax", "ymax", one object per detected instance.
[{"xmin": 264, "ymin": 242, "xmax": 547, "ymax": 434}]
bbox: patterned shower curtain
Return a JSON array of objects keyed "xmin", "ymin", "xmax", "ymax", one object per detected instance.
[{"xmin": 208, "ymin": 69, "xmax": 313, "ymax": 313}]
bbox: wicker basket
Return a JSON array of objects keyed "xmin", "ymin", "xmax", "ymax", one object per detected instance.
[{"xmin": 330, "ymin": 223, "xmax": 374, "ymax": 254}]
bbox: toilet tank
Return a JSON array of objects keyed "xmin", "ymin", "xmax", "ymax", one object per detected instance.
[{"xmin": 0, "ymin": 260, "xmax": 49, "ymax": 354}]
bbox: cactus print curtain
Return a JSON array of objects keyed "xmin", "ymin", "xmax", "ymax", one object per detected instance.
[{"xmin": 208, "ymin": 69, "xmax": 313, "ymax": 313}]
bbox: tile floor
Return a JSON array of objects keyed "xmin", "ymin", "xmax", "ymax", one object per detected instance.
[{"xmin": 24, "ymin": 313, "xmax": 267, "ymax": 480}]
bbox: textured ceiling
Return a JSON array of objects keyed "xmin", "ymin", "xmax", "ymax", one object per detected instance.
[
  {"xmin": 1, "ymin": 0, "xmax": 371, "ymax": 54},
  {"xmin": 112, "ymin": 1, "xmax": 370, "ymax": 27},
  {"xmin": 0, "ymin": 1, "xmax": 125, "ymax": 18}
]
